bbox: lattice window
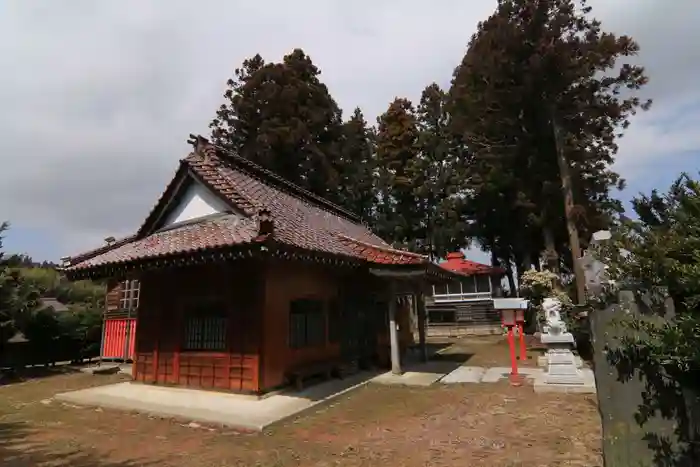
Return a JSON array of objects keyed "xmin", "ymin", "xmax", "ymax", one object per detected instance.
[
  {"xmin": 182, "ymin": 301, "xmax": 227, "ymax": 351},
  {"xmin": 119, "ymin": 279, "xmax": 140, "ymax": 310},
  {"xmin": 289, "ymin": 299, "xmax": 326, "ymax": 349}
]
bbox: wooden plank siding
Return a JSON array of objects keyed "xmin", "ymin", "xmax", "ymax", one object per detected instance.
[
  {"xmin": 105, "ymin": 279, "xmax": 128, "ymax": 318},
  {"xmin": 425, "ymin": 299, "xmax": 503, "ymax": 337},
  {"xmin": 260, "ymin": 261, "xmax": 391, "ymax": 390},
  {"xmin": 128, "ymin": 260, "xmax": 401, "ymax": 394},
  {"xmin": 132, "ymin": 261, "xmax": 261, "ymax": 393}
]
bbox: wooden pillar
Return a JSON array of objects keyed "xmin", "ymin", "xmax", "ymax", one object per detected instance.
[
  {"xmin": 388, "ymin": 281, "xmax": 402, "ymax": 375},
  {"xmin": 416, "ymin": 289, "xmax": 428, "ymax": 363}
]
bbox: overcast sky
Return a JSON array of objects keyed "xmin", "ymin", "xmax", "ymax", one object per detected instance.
[{"xmin": 1, "ymin": 0, "xmax": 698, "ymax": 263}]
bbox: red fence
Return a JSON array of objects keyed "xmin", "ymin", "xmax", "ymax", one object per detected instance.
[{"xmin": 102, "ymin": 318, "xmax": 137, "ymax": 360}]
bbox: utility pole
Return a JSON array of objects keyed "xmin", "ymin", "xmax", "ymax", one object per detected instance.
[{"xmin": 551, "ymin": 106, "xmax": 586, "ymax": 305}]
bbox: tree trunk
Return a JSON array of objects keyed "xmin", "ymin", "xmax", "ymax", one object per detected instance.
[
  {"xmin": 532, "ymin": 251, "xmax": 542, "ymax": 271},
  {"xmin": 542, "ymin": 224, "xmax": 560, "ymax": 274},
  {"xmin": 490, "ymin": 251, "xmax": 500, "ymax": 270},
  {"xmin": 505, "ymin": 263, "xmax": 517, "ymax": 297},
  {"xmin": 551, "ymin": 108, "xmax": 586, "ymax": 305},
  {"xmin": 522, "ymin": 251, "xmax": 533, "ymax": 273}
]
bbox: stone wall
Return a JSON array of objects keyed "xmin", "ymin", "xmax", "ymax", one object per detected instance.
[{"xmin": 583, "ymin": 231, "xmax": 699, "ymax": 466}]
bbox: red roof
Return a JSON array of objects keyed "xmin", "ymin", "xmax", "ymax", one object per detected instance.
[
  {"xmin": 439, "ymin": 251, "xmax": 504, "ymax": 276},
  {"xmin": 65, "ymin": 135, "xmax": 430, "ymax": 273}
]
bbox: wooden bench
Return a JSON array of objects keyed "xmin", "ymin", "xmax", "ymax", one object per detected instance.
[{"xmin": 286, "ymin": 360, "xmax": 340, "ymax": 391}]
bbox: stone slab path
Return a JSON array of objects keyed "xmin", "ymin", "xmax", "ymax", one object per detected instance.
[
  {"xmin": 373, "ymin": 363, "xmax": 596, "ymax": 394},
  {"xmin": 371, "ymin": 361, "xmax": 462, "ymax": 387},
  {"xmin": 440, "ymin": 366, "xmax": 486, "ymax": 384},
  {"xmin": 440, "ymin": 365, "xmax": 596, "ymax": 393}
]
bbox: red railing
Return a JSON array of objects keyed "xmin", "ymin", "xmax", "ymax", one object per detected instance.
[{"xmin": 102, "ymin": 318, "xmax": 137, "ymax": 360}]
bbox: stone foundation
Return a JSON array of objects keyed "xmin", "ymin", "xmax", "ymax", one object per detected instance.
[{"xmin": 537, "ymin": 354, "xmax": 583, "ymax": 369}]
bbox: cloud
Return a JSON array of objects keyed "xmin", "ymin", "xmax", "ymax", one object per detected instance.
[{"xmin": 1, "ymin": 0, "xmax": 698, "ymax": 260}]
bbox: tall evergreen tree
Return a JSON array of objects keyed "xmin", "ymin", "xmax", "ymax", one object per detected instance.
[
  {"xmin": 413, "ymin": 83, "xmax": 469, "ymax": 259},
  {"xmin": 448, "ymin": 0, "xmax": 650, "ymax": 287},
  {"xmin": 374, "ymin": 98, "xmax": 421, "ymax": 249},
  {"xmin": 336, "ymin": 108, "xmax": 377, "ymax": 221},
  {"xmin": 210, "ymin": 49, "xmax": 344, "ymax": 201}
]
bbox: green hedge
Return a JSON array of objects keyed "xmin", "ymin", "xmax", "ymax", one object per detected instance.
[{"xmin": 1, "ymin": 306, "xmax": 103, "ymax": 369}]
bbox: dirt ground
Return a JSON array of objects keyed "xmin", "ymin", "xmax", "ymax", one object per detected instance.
[
  {"xmin": 431, "ymin": 334, "xmax": 551, "ymax": 368},
  {"xmin": 0, "ymin": 339, "xmax": 602, "ymax": 467}
]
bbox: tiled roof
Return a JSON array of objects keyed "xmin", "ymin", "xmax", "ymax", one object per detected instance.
[
  {"xmin": 68, "ymin": 215, "xmax": 261, "ymax": 270},
  {"xmin": 66, "ymin": 136, "xmax": 429, "ymax": 272},
  {"xmin": 439, "ymin": 251, "xmax": 504, "ymax": 276},
  {"xmin": 336, "ymin": 234, "xmax": 427, "ymax": 265},
  {"xmin": 67, "ymin": 234, "xmax": 136, "ymax": 266}
]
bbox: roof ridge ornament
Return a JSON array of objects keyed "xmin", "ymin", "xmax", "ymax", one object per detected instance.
[
  {"xmin": 187, "ymin": 134, "xmax": 217, "ymax": 161},
  {"xmin": 257, "ymin": 208, "xmax": 274, "ymax": 237}
]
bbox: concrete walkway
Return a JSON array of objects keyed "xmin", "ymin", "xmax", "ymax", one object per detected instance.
[
  {"xmin": 441, "ymin": 366, "xmax": 545, "ymax": 383},
  {"xmin": 55, "ymin": 371, "xmax": 377, "ymax": 431},
  {"xmin": 440, "ymin": 365, "xmax": 596, "ymax": 393},
  {"xmin": 371, "ymin": 360, "xmax": 462, "ymax": 387},
  {"xmin": 371, "ymin": 363, "xmax": 596, "ymax": 394}
]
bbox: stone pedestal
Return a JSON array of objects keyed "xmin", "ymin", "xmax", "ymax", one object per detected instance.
[
  {"xmin": 534, "ymin": 332, "xmax": 595, "ymax": 393},
  {"xmin": 542, "ymin": 335, "xmax": 584, "ymax": 384},
  {"xmin": 537, "ymin": 354, "xmax": 583, "ymax": 368},
  {"xmin": 533, "ymin": 297, "xmax": 596, "ymax": 393}
]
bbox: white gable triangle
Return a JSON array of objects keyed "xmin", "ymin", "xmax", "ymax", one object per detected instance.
[{"xmin": 160, "ymin": 179, "xmax": 233, "ymax": 229}]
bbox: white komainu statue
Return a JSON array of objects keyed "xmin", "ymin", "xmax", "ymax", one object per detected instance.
[{"xmin": 542, "ymin": 297, "xmax": 567, "ymax": 336}]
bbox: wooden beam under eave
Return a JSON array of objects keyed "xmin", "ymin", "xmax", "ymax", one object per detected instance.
[{"xmin": 369, "ymin": 267, "xmax": 426, "ymax": 279}]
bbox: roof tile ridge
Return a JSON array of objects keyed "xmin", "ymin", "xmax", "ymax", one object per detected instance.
[
  {"xmin": 335, "ymin": 233, "xmax": 428, "ymax": 260},
  {"xmin": 185, "ymin": 152, "xmax": 260, "ymax": 216},
  {"xmin": 66, "ymin": 234, "xmax": 137, "ymax": 266},
  {"xmin": 191, "ymin": 136, "xmax": 362, "ymax": 224}
]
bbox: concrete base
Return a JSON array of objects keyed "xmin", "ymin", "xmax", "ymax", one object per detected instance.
[
  {"xmin": 537, "ymin": 355, "xmax": 583, "ymax": 369},
  {"xmin": 440, "ymin": 366, "xmax": 486, "ymax": 384},
  {"xmin": 532, "ymin": 340, "xmax": 596, "ymax": 394},
  {"xmin": 533, "ymin": 368, "xmax": 596, "ymax": 394},
  {"xmin": 372, "ymin": 361, "xmax": 461, "ymax": 387},
  {"xmin": 543, "ymin": 345, "xmax": 583, "ymax": 383},
  {"xmin": 55, "ymin": 371, "xmax": 377, "ymax": 431}
]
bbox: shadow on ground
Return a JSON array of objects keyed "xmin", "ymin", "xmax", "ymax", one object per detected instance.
[
  {"xmin": 429, "ymin": 351, "xmax": 475, "ymax": 363},
  {"xmin": 0, "ymin": 365, "xmax": 83, "ymax": 386},
  {"xmin": 420, "ymin": 341, "xmax": 470, "ymax": 361},
  {"xmin": 0, "ymin": 420, "xmax": 164, "ymax": 467}
]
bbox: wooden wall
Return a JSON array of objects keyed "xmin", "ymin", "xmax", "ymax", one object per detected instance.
[
  {"xmin": 132, "ymin": 261, "xmax": 263, "ymax": 393},
  {"xmin": 104, "ymin": 279, "xmax": 125, "ymax": 317},
  {"xmin": 129, "ymin": 259, "xmax": 404, "ymax": 394},
  {"xmin": 260, "ymin": 260, "xmax": 342, "ymax": 389}
]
